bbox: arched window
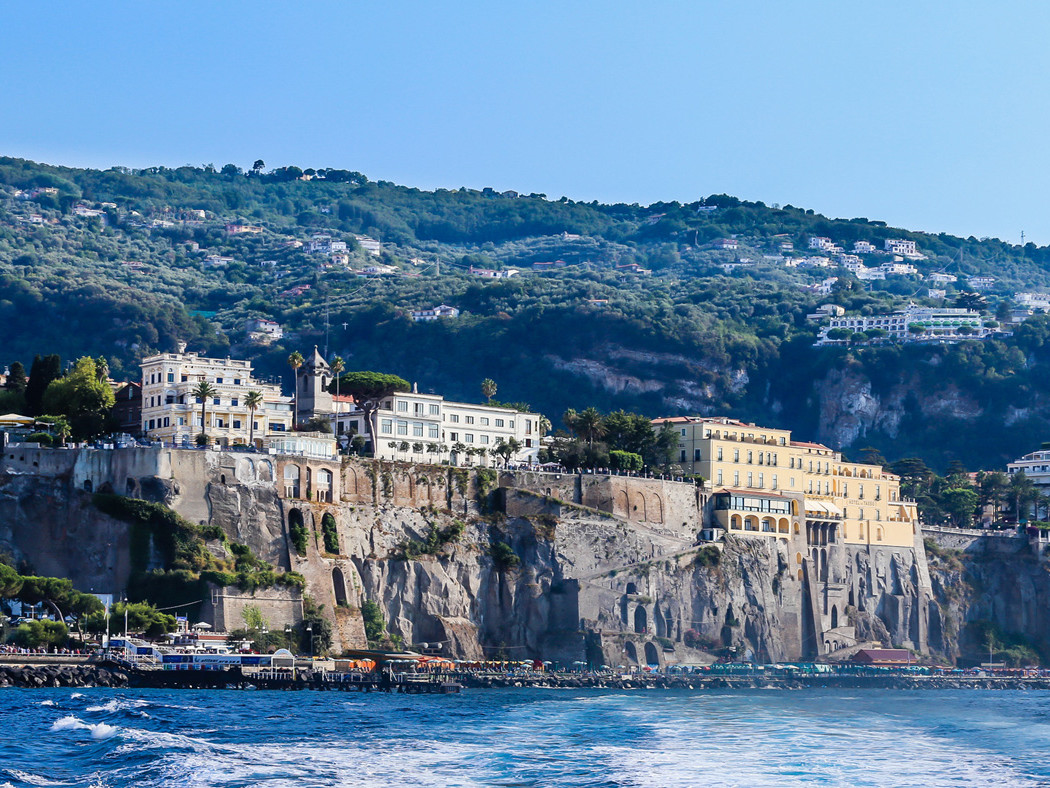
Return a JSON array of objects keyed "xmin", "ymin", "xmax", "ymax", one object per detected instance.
[
  {"xmin": 332, "ymin": 566, "xmax": 348, "ymax": 606},
  {"xmin": 283, "ymin": 465, "xmax": 301, "ymax": 498},
  {"xmin": 644, "ymin": 642, "xmax": 660, "ymax": 666},
  {"xmin": 634, "ymin": 606, "xmax": 648, "ymax": 634},
  {"xmin": 321, "ymin": 512, "xmax": 339, "ymax": 554},
  {"xmin": 625, "ymin": 582, "xmax": 638, "ymax": 595}
]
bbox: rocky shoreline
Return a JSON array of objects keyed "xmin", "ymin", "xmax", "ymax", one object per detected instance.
[{"xmin": 0, "ymin": 664, "xmax": 129, "ymax": 689}]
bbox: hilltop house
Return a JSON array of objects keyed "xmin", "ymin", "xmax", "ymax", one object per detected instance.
[
  {"xmin": 815, "ymin": 305, "xmax": 995, "ymax": 345},
  {"xmin": 410, "ymin": 304, "xmax": 460, "ymax": 322}
]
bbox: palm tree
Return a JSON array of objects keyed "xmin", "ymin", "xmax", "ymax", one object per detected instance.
[
  {"xmin": 481, "ymin": 378, "xmax": 497, "ymax": 403},
  {"xmin": 192, "ymin": 380, "xmax": 217, "ymax": 444},
  {"xmin": 245, "ymin": 390, "xmax": 264, "ymax": 448},
  {"xmin": 575, "ymin": 407, "xmax": 606, "ymax": 447},
  {"xmin": 538, "ymin": 415, "xmax": 551, "ymax": 437},
  {"xmin": 331, "ymin": 356, "xmax": 345, "ymax": 401},
  {"xmin": 287, "ymin": 350, "xmax": 305, "ymax": 429}
]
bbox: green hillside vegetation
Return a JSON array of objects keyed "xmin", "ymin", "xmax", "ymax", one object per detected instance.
[{"xmin": 2, "ymin": 155, "xmax": 1050, "ymax": 472}]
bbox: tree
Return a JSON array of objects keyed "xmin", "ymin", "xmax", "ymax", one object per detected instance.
[
  {"xmin": 37, "ymin": 414, "xmax": 71, "ymax": 446},
  {"xmin": 287, "ymin": 351, "xmax": 305, "ymax": 427},
  {"xmin": 84, "ymin": 602, "xmax": 176, "ymax": 638},
  {"xmin": 481, "ymin": 378, "xmax": 497, "ymax": 403},
  {"xmin": 330, "ymin": 371, "xmax": 410, "ymax": 456},
  {"xmin": 573, "ymin": 407, "xmax": 606, "ymax": 447},
  {"xmin": 6, "ymin": 361, "xmax": 27, "ymax": 396},
  {"xmin": 955, "ymin": 291, "xmax": 988, "ymax": 312},
  {"xmin": 361, "ymin": 600, "xmax": 385, "ymax": 642},
  {"xmin": 941, "ymin": 487, "xmax": 979, "ymax": 528},
  {"xmin": 1009, "ymin": 471, "xmax": 1039, "ymax": 523},
  {"xmin": 330, "ymin": 356, "xmax": 345, "ymax": 403},
  {"xmin": 493, "ymin": 437, "xmax": 521, "ymax": 467},
  {"xmin": 245, "ymin": 390, "xmax": 263, "ymax": 448},
  {"xmin": 192, "ymin": 380, "xmax": 217, "ymax": 443},
  {"xmin": 610, "ymin": 450, "xmax": 643, "ymax": 472},
  {"xmin": 41, "ymin": 357, "xmax": 115, "ymax": 439},
  {"xmin": 977, "ymin": 471, "xmax": 1010, "ymax": 526},
  {"xmin": 24, "ymin": 354, "xmax": 62, "ymax": 416},
  {"xmin": 252, "ymin": 159, "xmax": 265, "ymax": 175}
]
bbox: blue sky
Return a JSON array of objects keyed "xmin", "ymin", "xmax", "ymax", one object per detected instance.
[{"xmin": 2, "ymin": 2, "xmax": 1048, "ymax": 243}]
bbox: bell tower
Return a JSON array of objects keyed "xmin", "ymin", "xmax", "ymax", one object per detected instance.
[{"xmin": 296, "ymin": 346, "xmax": 333, "ymax": 423}]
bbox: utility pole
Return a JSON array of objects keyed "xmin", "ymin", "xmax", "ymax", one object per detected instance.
[{"xmin": 323, "ymin": 296, "xmax": 331, "ymax": 358}]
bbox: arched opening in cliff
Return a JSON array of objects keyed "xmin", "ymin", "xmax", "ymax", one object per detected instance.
[
  {"xmin": 654, "ymin": 606, "xmax": 666, "ymax": 638},
  {"xmin": 321, "ymin": 512, "xmax": 339, "ymax": 554},
  {"xmin": 820, "ymin": 548, "xmax": 828, "ymax": 581},
  {"xmin": 634, "ymin": 606, "xmax": 647, "ymax": 634},
  {"xmin": 849, "ymin": 586, "xmax": 855, "ymax": 607},
  {"xmin": 332, "ymin": 566, "xmax": 348, "ymax": 606},
  {"xmin": 624, "ymin": 641, "xmax": 638, "ymax": 664},
  {"xmin": 632, "ymin": 494, "xmax": 646, "ymax": 522},
  {"xmin": 83, "ymin": 479, "xmax": 93, "ymax": 492},
  {"xmin": 644, "ymin": 642, "xmax": 659, "ymax": 666},
  {"xmin": 651, "ymin": 494, "xmax": 663, "ymax": 524},
  {"xmin": 831, "ymin": 606, "xmax": 839, "ymax": 629},
  {"xmin": 625, "ymin": 582, "xmax": 637, "ymax": 595},
  {"xmin": 259, "ymin": 460, "xmax": 273, "ymax": 482},
  {"xmin": 620, "ymin": 596, "xmax": 629, "ymax": 625},
  {"xmin": 125, "ymin": 477, "xmax": 136, "ymax": 496},
  {"xmin": 317, "ymin": 469, "xmax": 333, "ymax": 504}
]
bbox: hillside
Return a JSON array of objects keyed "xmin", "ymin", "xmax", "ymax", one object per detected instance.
[{"xmin": 2, "ymin": 155, "xmax": 1050, "ymax": 472}]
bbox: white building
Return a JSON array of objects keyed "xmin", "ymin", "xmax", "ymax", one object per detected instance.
[
  {"xmin": 809, "ymin": 237, "xmax": 836, "ymax": 251},
  {"xmin": 928, "ymin": 288, "xmax": 947, "ymax": 300},
  {"xmin": 330, "ymin": 389, "xmax": 543, "ymax": 467},
  {"xmin": 1016, "ymin": 292, "xmax": 1050, "ymax": 311},
  {"xmin": 410, "ymin": 304, "xmax": 460, "ymax": 322},
  {"xmin": 470, "ymin": 266, "xmax": 520, "ymax": 279},
  {"xmin": 140, "ymin": 345, "xmax": 293, "ymax": 447},
  {"xmin": 244, "ymin": 318, "xmax": 284, "ymax": 342},
  {"xmin": 712, "ymin": 238, "xmax": 738, "ymax": 250},
  {"xmin": 928, "ymin": 272, "xmax": 958, "ymax": 284},
  {"xmin": 1008, "ymin": 447, "xmax": 1050, "ymax": 493},
  {"xmin": 879, "ymin": 262, "xmax": 918, "ymax": 276},
  {"xmin": 884, "ymin": 238, "xmax": 918, "ymax": 256},
  {"xmin": 853, "ymin": 241, "xmax": 876, "ymax": 254},
  {"xmin": 354, "ymin": 235, "xmax": 382, "ymax": 256},
  {"xmin": 816, "ymin": 305, "xmax": 994, "ymax": 345},
  {"xmin": 968, "ymin": 276, "xmax": 997, "ymax": 290}
]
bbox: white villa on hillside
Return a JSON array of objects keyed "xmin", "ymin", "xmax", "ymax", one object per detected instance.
[{"xmin": 816, "ymin": 305, "xmax": 997, "ymax": 345}]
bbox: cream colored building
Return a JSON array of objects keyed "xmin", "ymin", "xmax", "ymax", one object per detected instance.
[
  {"xmin": 331, "ymin": 389, "xmax": 543, "ymax": 466},
  {"xmin": 653, "ymin": 416, "xmax": 917, "ymax": 548},
  {"xmin": 140, "ymin": 345, "xmax": 293, "ymax": 447}
]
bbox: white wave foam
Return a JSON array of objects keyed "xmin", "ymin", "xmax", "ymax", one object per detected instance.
[
  {"xmin": 49, "ymin": 715, "xmax": 119, "ymax": 740},
  {"xmin": 86, "ymin": 698, "xmax": 149, "ymax": 713},
  {"xmin": 6, "ymin": 770, "xmax": 74, "ymax": 786},
  {"xmin": 38, "ymin": 699, "xmax": 55, "ymax": 706},
  {"xmin": 69, "ymin": 693, "xmax": 84, "ymax": 699}
]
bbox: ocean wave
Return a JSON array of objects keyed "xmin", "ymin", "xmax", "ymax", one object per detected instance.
[
  {"xmin": 85, "ymin": 699, "xmax": 149, "ymax": 714},
  {"xmin": 38, "ymin": 700, "xmax": 55, "ymax": 707},
  {"xmin": 48, "ymin": 715, "xmax": 120, "ymax": 740}
]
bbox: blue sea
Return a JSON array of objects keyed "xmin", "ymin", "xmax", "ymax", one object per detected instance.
[{"xmin": 2, "ymin": 687, "xmax": 1049, "ymax": 787}]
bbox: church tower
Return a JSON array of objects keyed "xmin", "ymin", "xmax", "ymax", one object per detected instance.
[{"xmin": 296, "ymin": 346, "xmax": 333, "ymax": 423}]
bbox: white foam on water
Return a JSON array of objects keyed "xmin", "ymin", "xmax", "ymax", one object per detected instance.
[
  {"xmin": 49, "ymin": 715, "xmax": 120, "ymax": 741},
  {"xmin": 38, "ymin": 700, "xmax": 55, "ymax": 706},
  {"xmin": 69, "ymin": 693, "xmax": 84, "ymax": 700},
  {"xmin": 6, "ymin": 770, "xmax": 73, "ymax": 786}
]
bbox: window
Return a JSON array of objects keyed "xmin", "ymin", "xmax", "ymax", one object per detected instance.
[
  {"xmin": 428, "ymin": 424, "xmax": 439, "ymax": 438},
  {"xmin": 525, "ymin": 439, "xmax": 532, "ymax": 448},
  {"xmin": 414, "ymin": 403, "xmax": 424, "ymax": 415},
  {"xmin": 734, "ymin": 449, "xmax": 740, "ymax": 462},
  {"xmin": 481, "ymin": 435, "xmax": 489, "ymax": 444},
  {"xmin": 397, "ymin": 401, "xmax": 408, "ymax": 412},
  {"xmin": 733, "ymin": 472, "xmax": 740, "ymax": 486},
  {"xmin": 233, "ymin": 420, "xmax": 241, "ymax": 429},
  {"xmin": 450, "ymin": 432, "xmax": 459, "ymax": 442},
  {"xmin": 694, "ymin": 449, "xmax": 701, "ymax": 461},
  {"xmin": 465, "ymin": 434, "xmax": 474, "ymax": 443},
  {"xmin": 772, "ymin": 475, "xmax": 778, "ymax": 489},
  {"xmin": 495, "ymin": 418, "xmax": 505, "ymax": 427},
  {"xmin": 717, "ymin": 447, "xmax": 723, "ymax": 461},
  {"xmin": 148, "ymin": 419, "xmax": 156, "ymax": 429},
  {"xmin": 717, "ymin": 470, "xmax": 723, "ymax": 485},
  {"xmin": 680, "ymin": 450, "xmax": 687, "ymax": 462},
  {"xmin": 381, "ymin": 419, "xmax": 393, "ymax": 434},
  {"xmin": 747, "ymin": 472, "xmax": 753, "ymax": 487},
  {"xmin": 480, "ymin": 417, "xmax": 489, "ymax": 426},
  {"xmin": 450, "ymin": 414, "xmax": 460, "ymax": 423},
  {"xmin": 216, "ymin": 378, "xmax": 223, "ymax": 384},
  {"xmin": 747, "ymin": 451, "xmax": 753, "ymax": 464},
  {"xmin": 413, "ymin": 423, "xmax": 424, "ymax": 437},
  {"xmin": 759, "ymin": 473, "xmax": 764, "ymax": 487},
  {"xmin": 465, "ymin": 416, "xmax": 475, "ymax": 424},
  {"xmin": 253, "ymin": 421, "xmax": 259, "ymax": 430},
  {"xmin": 216, "ymin": 418, "xmax": 225, "ymax": 428},
  {"xmin": 681, "ymin": 428, "xmax": 687, "ymax": 437},
  {"xmin": 396, "ymin": 421, "xmax": 408, "ymax": 436},
  {"xmin": 429, "ymin": 404, "xmax": 440, "ymax": 415},
  {"xmin": 231, "ymin": 398, "xmax": 239, "ymax": 407},
  {"xmin": 234, "ymin": 378, "xmax": 241, "ymax": 386},
  {"xmin": 271, "ymin": 423, "xmax": 287, "ymax": 432},
  {"xmin": 213, "ymin": 398, "xmax": 220, "ymax": 406},
  {"xmin": 859, "ymin": 484, "xmax": 864, "ymax": 499},
  {"xmin": 181, "ymin": 375, "xmax": 188, "ymax": 382},
  {"xmin": 167, "ymin": 372, "xmax": 174, "ymax": 383}
]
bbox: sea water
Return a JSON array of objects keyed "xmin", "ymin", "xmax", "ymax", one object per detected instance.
[{"xmin": 1, "ymin": 687, "xmax": 1049, "ymax": 787}]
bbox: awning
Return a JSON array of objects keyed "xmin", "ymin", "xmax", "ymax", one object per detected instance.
[{"xmin": 805, "ymin": 499, "xmax": 843, "ymax": 519}]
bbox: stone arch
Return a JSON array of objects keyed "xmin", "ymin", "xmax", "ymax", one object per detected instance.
[
  {"xmin": 650, "ymin": 494, "xmax": 664, "ymax": 524},
  {"xmin": 625, "ymin": 582, "xmax": 638, "ymax": 595},
  {"xmin": 849, "ymin": 586, "xmax": 856, "ymax": 607},
  {"xmin": 730, "ymin": 514, "xmax": 742, "ymax": 530},
  {"xmin": 620, "ymin": 596, "xmax": 630, "ymax": 625},
  {"xmin": 644, "ymin": 642, "xmax": 660, "ymax": 666},
  {"xmin": 237, "ymin": 458, "xmax": 255, "ymax": 482},
  {"xmin": 744, "ymin": 515, "xmax": 759, "ymax": 532},
  {"xmin": 283, "ymin": 464, "xmax": 301, "ymax": 498},
  {"xmin": 793, "ymin": 522, "xmax": 800, "ymax": 535},
  {"xmin": 624, "ymin": 641, "xmax": 638, "ymax": 664},
  {"xmin": 220, "ymin": 473, "xmax": 226, "ymax": 485},
  {"xmin": 797, "ymin": 568, "xmax": 804, "ymax": 581},
  {"xmin": 812, "ymin": 548, "xmax": 820, "ymax": 579},
  {"xmin": 820, "ymin": 548, "xmax": 828, "ymax": 581},
  {"xmin": 632, "ymin": 492, "xmax": 646, "ymax": 522},
  {"xmin": 321, "ymin": 511, "xmax": 339, "ymax": 554},
  {"xmin": 125, "ymin": 477, "xmax": 136, "ymax": 496},
  {"xmin": 831, "ymin": 606, "xmax": 839, "ymax": 629},
  {"xmin": 258, "ymin": 460, "xmax": 273, "ymax": 482},
  {"xmin": 876, "ymin": 526, "xmax": 884, "ymax": 542},
  {"xmin": 795, "ymin": 552, "xmax": 803, "ymax": 566},
  {"xmin": 344, "ymin": 465, "xmax": 359, "ymax": 497},
  {"xmin": 634, "ymin": 605, "xmax": 647, "ymax": 635},
  {"xmin": 305, "ymin": 466, "xmax": 313, "ymax": 499},
  {"xmin": 761, "ymin": 517, "xmax": 775, "ymax": 533},
  {"xmin": 332, "ymin": 566, "xmax": 348, "ymax": 606},
  {"xmin": 83, "ymin": 479, "xmax": 93, "ymax": 492}
]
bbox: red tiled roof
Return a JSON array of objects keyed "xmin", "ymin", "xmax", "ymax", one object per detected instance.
[
  {"xmin": 851, "ymin": 648, "xmax": 913, "ymax": 664},
  {"xmin": 791, "ymin": 440, "xmax": 831, "ymax": 450}
]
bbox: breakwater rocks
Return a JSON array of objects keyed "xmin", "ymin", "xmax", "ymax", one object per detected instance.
[{"xmin": 0, "ymin": 664, "xmax": 129, "ymax": 689}]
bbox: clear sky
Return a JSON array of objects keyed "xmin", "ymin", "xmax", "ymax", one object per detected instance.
[{"xmin": 2, "ymin": 2, "xmax": 1048, "ymax": 243}]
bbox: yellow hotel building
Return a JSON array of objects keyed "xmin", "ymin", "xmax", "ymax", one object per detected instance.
[{"xmin": 652, "ymin": 416, "xmax": 917, "ymax": 548}]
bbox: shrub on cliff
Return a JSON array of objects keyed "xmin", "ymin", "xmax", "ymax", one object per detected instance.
[
  {"xmin": 361, "ymin": 600, "xmax": 385, "ymax": 642},
  {"xmin": 490, "ymin": 541, "xmax": 520, "ymax": 570}
]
